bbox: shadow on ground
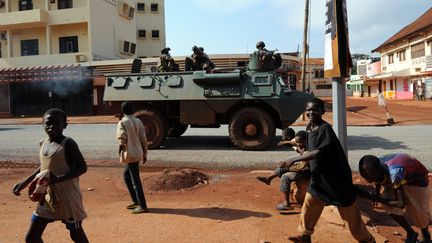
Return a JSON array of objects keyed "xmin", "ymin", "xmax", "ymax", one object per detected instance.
[
  {"xmin": 0, "ymin": 127, "xmax": 22, "ymax": 131},
  {"xmin": 356, "ymin": 184, "xmax": 399, "ymax": 227},
  {"xmin": 347, "ymin": 106, "xmax": 368, "ymax": 112},
  {"xmin": 148, "ymin": 207, "xmax": 272, "ymax": 221},
  {"xmin": 348, "ymin": 135, "xmax": 409, "ymax": 150},
  {"xmin": 162, "ymin": 134, "xmax": 409, "ymax": 152},
  {"xmin": 162, "ymin": 136, "xmax": 290, "ymax": 151}
]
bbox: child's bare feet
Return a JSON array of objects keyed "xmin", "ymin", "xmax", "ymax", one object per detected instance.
[{"xmin": 256, "ymin": 176, "xmax": 271, "ymax": 185}]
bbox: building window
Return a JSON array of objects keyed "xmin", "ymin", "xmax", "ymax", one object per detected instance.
[
  {"xmin": 152, "ymin": 30, "xmax": 159, "ymax": 38},
  {"xmin": 397, "ymin": 50, "xmax": 406, "ymax": 61},
  {"xmin": 21, "ymin": 39, "xmax": 39, "ymax": 56},
  {"xmin": 314, "ymin": 69, "xmax": 324, "ymax": 78},
  {"xmin": 58, "ymin": 0, "xmax": 73, "ymax": 9},
  {"xmin": 151, "ymin": 3, "xmax": 158, "ymax": 12},
  {"xmin": 19, "ymin": 0, "xmax": 33, "ymax": 11},
  {"xmin": 120, "ymin": 40, "xmax": 136, "ymax": 55},
  {"xmin": 138, "ymin": 29, "xmax": 146, "ymax": 38},
  {"xmin": 411, "ymin": 42, "xmax": 425, "ymax": 59},
  {"xmin": 123, "ymin": 41, "xmax": 129, "ymax": 53},
  {"xmin": 59, "ymin": 36, "xmax": 78, "ymax": 53},
  {"xmin": 137, "ymin": 2, "xmax": 145, "ymax": 12},
  {"xmin": 130, "ymin": 43, "xmax": 136, "ymax": 54},
  {"xmin": 388, "ymin": 53, "xmax": 394, "ymax": 64}
]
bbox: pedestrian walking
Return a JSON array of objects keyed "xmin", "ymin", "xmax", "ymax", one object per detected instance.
[
  {"xmin": 117, "ymin": 102, "xmax": 149, "ymax": 214},
  {"xmin": 12, "ymin": 108, "xmax": 89, "ymax": 243}
]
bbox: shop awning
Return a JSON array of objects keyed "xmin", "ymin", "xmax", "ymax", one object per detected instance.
[
  {"xmin": 0, "ymin": 64, "xmax": 86, "ymax": 84},
  {"xmin": 366, "ymin": 68, "xmax": 411, "ymax": 81},
  {"xmin": 347, "ymin": 80, "xmax": 364, "ymax": 85}
]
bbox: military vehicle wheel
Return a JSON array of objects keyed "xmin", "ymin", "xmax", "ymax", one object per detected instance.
[
  {"xmin": 229, "ymin": 107, "xmax": 275, "ymax": 151},
  {"xmin": 135, "ymin": 109, "xmax": 168, "ymax": 149},
  {"xmin": 168, "ymin": 124, "xmax": 188, "ymax": 138}
]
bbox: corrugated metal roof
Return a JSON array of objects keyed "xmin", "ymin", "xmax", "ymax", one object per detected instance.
[
  {"xmin": 372, "ymin": 7, "xmax": 432, "ymax": 53},
  {"xmin": 300, "ymin": 58, "xmax": 324, "ymax": 65},
  {"xmin": 90, "ymin": 54, "xmax": 301, "ymax": 76}
]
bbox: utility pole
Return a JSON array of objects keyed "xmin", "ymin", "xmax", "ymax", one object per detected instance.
[{"xmin": 301, "ymin": 0, "xmax": 310, "ymax": 92}]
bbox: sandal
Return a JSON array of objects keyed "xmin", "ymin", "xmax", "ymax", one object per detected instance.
[
  {"xmin": 126, "ymin": 203, "xmax": 139, "ymax": 209},
  {"xmin": 131, "ymin": 206, "xmax": 149, "ymax": 214},
  {"xmin": 256, "ymin": 176, "xmax": 270, "ymax": 185},
  {"xmin": 276, "ymin": 203, "xmax": 294, "ymax": 211},
  {"xmin": 288, "ymin": 234, "xmax": 311, "ymax": 243}
]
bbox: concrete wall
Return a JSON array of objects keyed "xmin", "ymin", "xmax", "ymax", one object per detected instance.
[
  {"xmin": 9, "ymin": 0, "xmax": 45, "ymax": 12},
  {"xmin": 50, "ymin": 22, "xmax": 88, "ymax": 54},
  {"xmin": 88, "ymin": 0, "xmax": 137, "ymax": 60},
  {"xmin": 11, "ymin": 27, "xmax": 46, "ymax": 56},
  {"xmin": 135, "ymin": 0, "xmax": 165, "ymax": 57},
  {"xmin": 0, "ymin": 52, "xmax": 90, "ymax": 66},
  {"xmin": 48, "ymin": 7, "xmax": 88, "ymax": 25}
]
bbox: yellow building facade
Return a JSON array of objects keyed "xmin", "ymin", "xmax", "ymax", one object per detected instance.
[{"xmin": 0, "ymin": 0, "xmax": 166, "ymax": 67}]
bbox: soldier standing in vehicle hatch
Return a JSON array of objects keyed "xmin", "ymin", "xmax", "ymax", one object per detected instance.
[{"xmin": 255, "ymin": 41, "xmax": 271, "ymax": 67}]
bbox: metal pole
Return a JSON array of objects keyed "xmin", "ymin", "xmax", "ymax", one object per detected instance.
[
  {"xmin": 332, "ymin": 77, "xmax": 348, "ymax": 157},
  {"xmin": 301, "ymin": 0, "xmax": 310, "ymax": 92}
]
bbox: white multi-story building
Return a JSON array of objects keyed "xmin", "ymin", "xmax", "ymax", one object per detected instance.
[
  {"xmin": 0, "ymin": 0, "xmax": 165, "ymax": 67},
  {"xmin": 367, "ymin": 7, "xmax": 432, "ymax": 99}
]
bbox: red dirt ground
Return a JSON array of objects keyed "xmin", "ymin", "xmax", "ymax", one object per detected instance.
[
  {"xmin": 2, "ymin": 164, "xmax": 430, "ymax": 243},
  {"xmin": 1, "ymin": 98, "xmax": 432, "ymax": 242}
]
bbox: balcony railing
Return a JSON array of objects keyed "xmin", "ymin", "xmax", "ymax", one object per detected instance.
[{"xmin": 0, "ymin": 9, "xmax": 48, "ymax": 30}]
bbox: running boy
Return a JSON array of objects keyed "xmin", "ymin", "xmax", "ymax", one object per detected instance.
[
  {"xmin": 257, "ymin": 130, "xmax": 310, "ymax": 210},
  {"xmin": 12, "ymin": 108, "xmax": 89, "ymax": 243},
  {"xmin": 117, "ymin": 101, "xmax": 149, "ymax": 214},
  {"xmin": 283, "ymin": 97, "xmax": 374, "ymax": 243},
  {"xmin": 358, "ymin": 154, "xmax": 431, "ymax": 243}
]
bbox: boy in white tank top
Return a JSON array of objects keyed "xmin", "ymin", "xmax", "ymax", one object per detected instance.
[{"xmin": 13, "ymin": 108, "xmax": 89, "ymax": 243}]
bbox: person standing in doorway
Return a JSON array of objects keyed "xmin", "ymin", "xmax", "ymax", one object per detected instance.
[{"xmin": 417, "ymin": 85, "xmax": 425, "ymax": 101}]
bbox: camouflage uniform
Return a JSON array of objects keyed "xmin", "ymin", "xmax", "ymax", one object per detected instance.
[
  {"xmin": 255, "ymin": 41, "xmax": 271, "ymax": 67},
  {"xmin": 185, "ymin": 46, "xmax": 214, "ymax": 71},
  {"xmin": 158, "ymin": 47, "xmax": 177, "ymax": 72}
]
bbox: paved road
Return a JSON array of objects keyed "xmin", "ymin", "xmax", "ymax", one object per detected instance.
[{"xmin": 0, "ymin": 124, "xmax": 431, "ymax": 171}]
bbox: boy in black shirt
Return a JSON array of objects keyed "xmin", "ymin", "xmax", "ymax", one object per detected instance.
[{"xmin": 284, "ymin": 97, "xmax": 374, "ymax": 243}]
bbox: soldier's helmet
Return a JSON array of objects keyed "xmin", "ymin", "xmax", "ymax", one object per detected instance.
[
  {"xmin": 192, "ymin": 45, "xmax": 198, "ymax": 51},
  {"xmin": 256, "ymin": 41, "xmax": 265, "ymax": 49},
  {"xmin": 161, "ymin": 47, "xmax": 171, "ymax": 54},
  {"xmin": 199, "ymin": 47, "xmax": 204, "ymax": 52}
]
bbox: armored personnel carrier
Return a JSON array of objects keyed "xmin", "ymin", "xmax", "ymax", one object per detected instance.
[{"xmin": 104, "ymin": 52, "xmax": 312, "ymax": 150}]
